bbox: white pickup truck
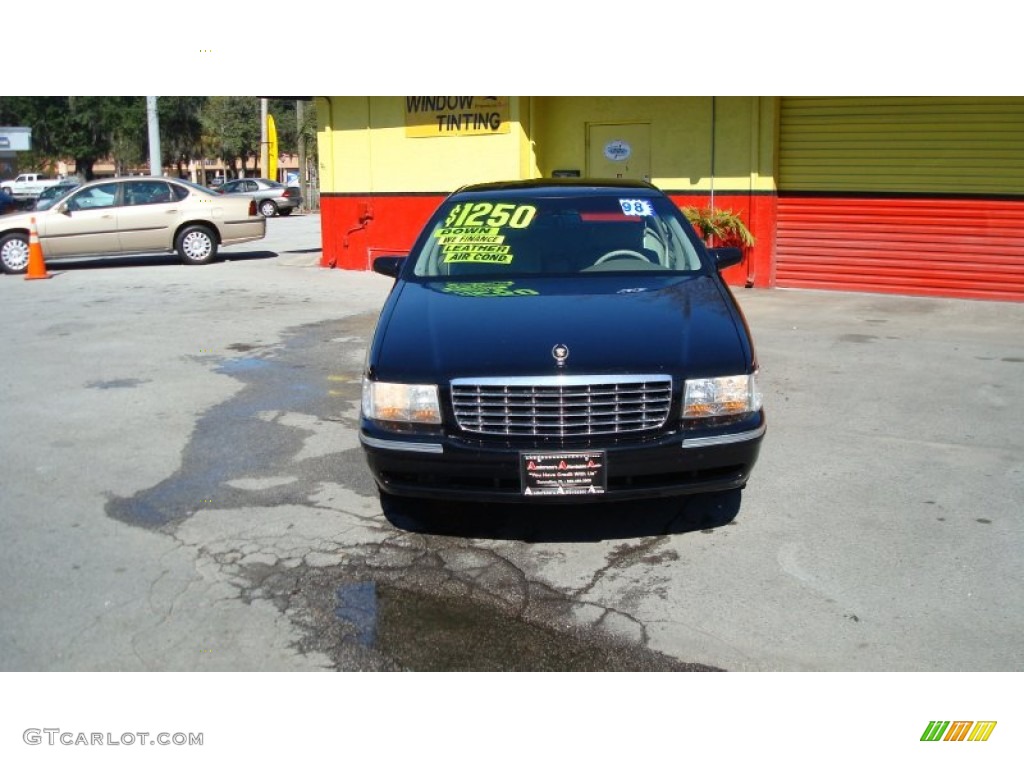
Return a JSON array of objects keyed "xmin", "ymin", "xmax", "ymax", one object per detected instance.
[{"xmin": 1, "ymin": 173, "xmax": 64, "ymax": 202}]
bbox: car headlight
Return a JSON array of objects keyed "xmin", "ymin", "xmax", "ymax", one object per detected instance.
[
  {"xmin": 682, "ymin": 372, "xmax": 762, "ymax": 419},
  {"xmin": 361, "ymin": 379, "xmax": 442, "ymax": 424}
]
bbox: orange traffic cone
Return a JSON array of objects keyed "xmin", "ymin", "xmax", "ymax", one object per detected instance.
[{"xmin": 25, "ymin": 217, "xmax": 52, "ymax": 280}]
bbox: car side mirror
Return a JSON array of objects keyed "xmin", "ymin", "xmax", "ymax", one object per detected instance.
[
  {"xmin": 57, "ymin": 202, "xmax": 71, "ymax": 216},
  {"xmin": 372, "ymin": 256, "xmax": 406, "ymax": 278},
  {"xmin": 710, "ymin": 247, "xmax": 743, "ymax": 270}
]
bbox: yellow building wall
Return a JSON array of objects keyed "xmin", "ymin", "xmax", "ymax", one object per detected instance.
[
  {"xmin": 531, "ymin": 96, "xmax": 776, "ymax": 193},
  {"xmin": 316, "ymin": 96, "xmax": 777, "ymax": 194},
  {"xmin": 316, "ymin": 96, "xmax": 534, "ymax": 193}
]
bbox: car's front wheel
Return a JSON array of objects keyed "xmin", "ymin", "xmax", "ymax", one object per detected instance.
[
  {"xmin": 175, "ymin": 225, "xmax": 218, "ymax": 265},
  {"xmin": 0, "ymin": 232, "xmax": 30, "ymax": 274},
  {"xmin": 259, "ymin": 200, "xmax": 277, "ymax": 218}
]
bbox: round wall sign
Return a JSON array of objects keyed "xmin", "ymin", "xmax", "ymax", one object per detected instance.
[{"xmin": 603, "ymin": 140, "xmax": 632, "ymax": 162}]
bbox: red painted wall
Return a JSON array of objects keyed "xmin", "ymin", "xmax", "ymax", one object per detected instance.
[
  {"xmin": 321, "ymin": 190, "xmax": 777, "ymax": 289},
  {"xmin": 320, "ymin": 195, "xmax": 446, "ymax": 270}
]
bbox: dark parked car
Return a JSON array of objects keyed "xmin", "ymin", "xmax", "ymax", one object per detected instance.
[
  {"xmin": 0, "ymin": 188, "xmax": 15, "ymax": 216},
  {"xmin": 215, "ymin": 177, "xmax": 301, "ymax": 217},
  {"xmin": 359, "ymin": 178, "xmax": 765, "ymax": 502}
]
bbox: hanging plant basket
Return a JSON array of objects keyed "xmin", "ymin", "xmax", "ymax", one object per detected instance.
[{"xmin": 682, "ymin": 206, "xmax": 755, "ymax": 249}]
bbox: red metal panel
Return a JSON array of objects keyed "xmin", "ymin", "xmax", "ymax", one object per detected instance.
[
  {"xmin": 320, "ymin": 194, "xmax": 446, "ymax": 270},
  {"xmin": 776, "ymin": 196, "xmax": 1024, "ymax": 301}
]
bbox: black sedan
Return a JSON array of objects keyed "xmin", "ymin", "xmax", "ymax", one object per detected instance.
[{"xmin": 360, "ymin": 179, "xmax": 765, "ymax": 502}]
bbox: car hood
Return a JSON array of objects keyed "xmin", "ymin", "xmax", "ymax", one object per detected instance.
[
  {"xmin": 370, "ymin": 274, "xmax": 754, "ymax": 381},
  {"xmin": 0, "ymin": 210, "xmax": 36, "ymax": 227}
]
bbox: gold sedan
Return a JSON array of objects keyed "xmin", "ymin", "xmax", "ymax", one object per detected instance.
[{"xmin": 0, "ymin": 177, "xmax": 266, "ymax": 274}]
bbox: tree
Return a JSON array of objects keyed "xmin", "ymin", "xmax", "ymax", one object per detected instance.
[
  {"xmin": 200, "ymin": 97, "xmax": 260, "ymax": 178},
  {"xmin": 297, "ymin": 99, "xmax": 318, "ymax": 168},
  {"xmin": 106, "ymin": 97, "xmax": 147, "ymax": 176},
  {"xmin": 159, "ymin": 97, "xmax": 207, "ymax": 178},
  {"xmin": 267, "ymin": 99, "xmax": 297, "ymax": 154},
  {"xmin": 0, "ymin": 97, "xmax": 54, "ymax": 172},
  {"xmin": 0, "ymin": 96, "xmax": 144, "ymax": 179}
]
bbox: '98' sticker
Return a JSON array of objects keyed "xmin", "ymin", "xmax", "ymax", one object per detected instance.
[{"xmin": 619, "ymin": 199, "xmax": 654, "ymax": 216}]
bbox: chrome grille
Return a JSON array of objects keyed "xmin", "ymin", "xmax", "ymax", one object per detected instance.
[{"xmin": 451, "ymin": 375, "xmax": 672, "ymax": 437}]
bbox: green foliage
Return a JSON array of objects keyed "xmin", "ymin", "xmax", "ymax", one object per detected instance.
[
  {"xmin": 682, "ymin": 206, "xmax": 755, "ymax": 248},
  {"xmin": 107, "ymin": 97, "xmax": 147, "ymax": 174},
  {"xmin": 159, "ymin": 97, "xmax": 207, "ymax": 174},
  {"xmin": 0, "ymin": 96, "xmax": 155, "ymax": 178},
  {"xmin": 0, "ymin": 95, "xmax": 311, "ymax": 180},
  {"xmin": 0, "ymin": 96, "xmax": 113, "ymax": 178},
  {"xmin": 264, "ymin": 99, "xmax": 317, "ymax": 160},
  {"xmin": 200, "ymin": 97, "xmax": 260, "ymax": 176},
  {"xmin": 267, "ymin": 99, "xmax": 297, "ymax": 151}
]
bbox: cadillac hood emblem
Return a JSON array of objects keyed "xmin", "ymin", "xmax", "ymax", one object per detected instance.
[{"xmin": 552, "ymin": 344, "xmax": 570, "ymax": 366}]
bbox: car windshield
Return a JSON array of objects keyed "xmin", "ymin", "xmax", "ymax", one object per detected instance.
[
  {"xmin": 35, "ymin": 184, "xmax": 80, "ymax": 209},
  {"xmin": 410, "ymin": 192, "xmax": 705, "ymax": 278}
]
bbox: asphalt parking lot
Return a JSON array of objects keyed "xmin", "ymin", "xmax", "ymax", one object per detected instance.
[{"xmin": 0, "ymin": 211, "xmax": 1021, "ymax": 671}]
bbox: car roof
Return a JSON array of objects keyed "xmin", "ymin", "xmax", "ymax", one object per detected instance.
[
  {"xmin": 450, "ymin": 178, "xmax": 662, "ymax": 198},
  {"xmin": 75, "ymin": 176, "xmax": 183, "ymax": 186}
]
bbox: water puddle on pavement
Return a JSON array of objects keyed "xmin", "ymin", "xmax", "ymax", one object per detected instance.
[{"xmin": 330, "ymin": 579, "xmax": 716, "ymax": 672}]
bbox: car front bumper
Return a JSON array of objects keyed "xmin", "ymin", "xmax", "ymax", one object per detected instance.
[{"xmin": 360, "ymin": 413, "xmax": 765, "ymax": 502}]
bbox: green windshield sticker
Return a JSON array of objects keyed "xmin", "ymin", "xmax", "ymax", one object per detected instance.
[
  {"xmin": 444, "ymin": 202, "xmax": 538, "ymax": 229},
  {"xmin": 443, "ymin": 244, "xmax": 514, "ymax": 265},
  {"xmin": 437, "ymin": 233, "xmax": 506, "ymax": 245},
  {"xmin": 435, "ymin": 203, "xmax": 537, "ymax": 267},
  {"xmin": 444, "ymin": 244, "xmax": 510, "ymax": 254},
  {"xmin": 442, "ymin": 282, "xmax": 539, "ymax": 297},
  {"xmin": 435, "ymin": 226, "xmax": 501, "ymax": 238}
]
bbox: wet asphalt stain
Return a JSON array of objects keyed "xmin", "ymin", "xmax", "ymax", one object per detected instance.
[
  {"xmin": 106, "ymin": 315, "xmax": 375, "ymax": 529},
  {"xmin": 226, "ymin": 342, "xmax": 263, "ymax": 353},
  {"xmin": 105, "ymin": 313, "xmax": 729, "ymax": 671},
  {"xmin": 237, "ymin": 554, "xmax": 717, "ymax": 672},
  {"xmin": 838, "ymin": 333, "xmax": 878, "ymax": 344},
  {"xmin": 86, "ymin": 378, "xmax": 150, "ymax": 389}
]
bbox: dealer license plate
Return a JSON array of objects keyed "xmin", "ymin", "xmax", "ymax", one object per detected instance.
[{"xmin": 520, "ymin": 451, "xmax": 607, "ymax": 496}]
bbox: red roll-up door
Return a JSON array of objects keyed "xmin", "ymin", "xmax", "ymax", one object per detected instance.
[{"xmin": 776, "ymin": 97, "xmax": 1024, "ymax": 301}]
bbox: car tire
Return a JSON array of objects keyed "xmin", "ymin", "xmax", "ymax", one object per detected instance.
[
  {"xmin": 259, "ymin": 200, "xmax": 277, "ymax": 218},
  {"xmin": 1, "ymin": 187, "xmax": 12, "ymax": 196},
  {"xmin": 175, "ymin": 225, "xmax": 218, "ymax": 265},
  {"xmin": 0, "ymin": 232, "xmax": 30, "ymax": 275},
  {"xmin": 279, "ymin": 208, "xmax": 293, "ymax": 216}
]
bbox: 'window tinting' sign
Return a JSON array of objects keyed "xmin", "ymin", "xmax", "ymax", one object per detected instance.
[{"xmin": 405, "ymin": 97, "xmax": 510, "ymax": 137}]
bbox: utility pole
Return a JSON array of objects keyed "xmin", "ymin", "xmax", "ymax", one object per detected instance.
[
  {"xmin": 147, "ymin": 96, "xmax": 162, "ymax": 177},
  {"xmin": 260, "ymin": 98, "xmax": 269, "ymax": 179},
  {"xmin": 297, "ymin": 99, "xmax": 306, "ymax": 210}
]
